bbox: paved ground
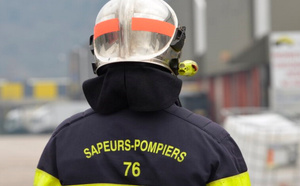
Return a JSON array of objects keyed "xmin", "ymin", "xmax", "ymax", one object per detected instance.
[{"xmin": 0, "ymin": 134, "xmax": 50, "ymax": 186}]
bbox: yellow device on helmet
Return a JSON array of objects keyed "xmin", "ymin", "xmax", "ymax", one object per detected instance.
[{"xmin": 178, "ymin": 60, "xmax": 198, "ymax": 76}]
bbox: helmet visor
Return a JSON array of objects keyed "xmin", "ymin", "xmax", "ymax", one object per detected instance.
[{"xmin": 93, "ymin": 0, "xmax": 178, "ymax": 66}]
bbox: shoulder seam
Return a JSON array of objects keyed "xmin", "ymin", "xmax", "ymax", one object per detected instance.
[
  {"xmin": 52, "ymin": 109, "xmax": 96, "ymax": 137},
  {"xmin": 163, "ymin": 108, "xmax": 229, "ymax": 143}
]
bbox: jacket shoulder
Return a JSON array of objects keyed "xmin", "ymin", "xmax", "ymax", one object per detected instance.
[
  {"xmin": 164, "ymin": 105, "xmax": 229, "ymax": 143},
  {"xmin": 52, "ymin": 108, "xmax": 96, "ymax": 137}
]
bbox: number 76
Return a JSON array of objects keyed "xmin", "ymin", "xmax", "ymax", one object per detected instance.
[{"xmin": 123, "ymin": 162, "xmax": 141, "ymax": 177}]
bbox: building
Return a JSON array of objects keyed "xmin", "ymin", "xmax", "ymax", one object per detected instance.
[
  {"xmin": 65, "ymin": 0, "xmax": 300, "ymax": 123},
  {"xmin": 68, "ymin": 45, "xmax": 95, "ymax": 99},
  {"xmin": 167, "ymin": 0, "xmax": 300, "ymax": 122}
]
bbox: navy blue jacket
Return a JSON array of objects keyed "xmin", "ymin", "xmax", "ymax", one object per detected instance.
[{"xmin": 34, "ymin": 63, "xmax": 250, "ymax": 185}]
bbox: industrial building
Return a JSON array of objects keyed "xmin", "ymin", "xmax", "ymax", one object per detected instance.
[
  {"xmin": 1, "ymin": 0, "xmax": 300, "ymax": 123},
  {"xmin": 3, "ymin": 0, "xmax": 300, "ymax": 123},
  {"xmin": 167, "ymin": 0, "xmax": 300, "ymax": 122}
]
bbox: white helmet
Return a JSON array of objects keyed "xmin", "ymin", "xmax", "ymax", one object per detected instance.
[{"xmin": 90, "ymin": 0, "xmax": 186, "ymax": 75}]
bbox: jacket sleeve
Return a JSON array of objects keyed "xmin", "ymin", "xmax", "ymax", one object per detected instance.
[
  {"xmin": 206, "ymin": 135, "xmax": 251, "ymax": 186},
  {"xmin": 34, "ymin": 136, "xmax": 61, "ymax": 186}
]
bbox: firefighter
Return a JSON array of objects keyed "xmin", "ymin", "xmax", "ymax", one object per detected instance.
[{"xmin": 34, "ymin": 0, "xmax": 251, "ymax": 185}]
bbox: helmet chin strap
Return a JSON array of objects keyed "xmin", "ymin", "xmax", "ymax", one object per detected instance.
[
  {"xmin": 169, "ymin": 59, "xmax": 180, "ymax": 75},
  {"xmin": 170, "ymin": 26, "xmax": 186, "ymax": 52},
  {"xmin": 89, "ymin": 34, "xmax": 99, "ymax": 74},
  {"xmin": 89, "ymin": 35, "xmax": 95, "ymax": 55}
]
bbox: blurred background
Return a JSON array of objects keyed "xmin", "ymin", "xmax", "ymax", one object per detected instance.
[{"xmin": 1, "ymin": 0, "xmax": 300, "ymax": 185}]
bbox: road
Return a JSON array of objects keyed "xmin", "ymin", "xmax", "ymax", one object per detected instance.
[{"xmin": 0, "ymin": 134, "xmax": 50, "ymax": 186}]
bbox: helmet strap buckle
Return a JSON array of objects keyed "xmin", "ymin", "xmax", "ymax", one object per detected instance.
[
  {"xmin": 170, "ymin": 26, "xmax": 186, "ymax": 52},
  {"xmin": 89, "ymin": 35, "xmax": 99, "ymax": 75},
  {"xmin": 169, "ymin": 26, "xmax": 186, "ymax": 75},
  {"xmin": 89, "ymin": 35, "xmax": 95, "ymax": 55}
]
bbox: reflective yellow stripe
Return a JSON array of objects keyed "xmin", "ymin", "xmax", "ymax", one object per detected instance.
[
  {"xmin": 34, "ymin": 168, "xmax": 61, "ymax": 186},
  {"xmin": 207, "ymin": 171, "xmax": 251, "ymax": 186},
  {"xmin": 34, "ymin": 170, "xmax": 249, "ymax": 186},
  {"xmin": 67, "ymin": 184, "xmax": 139, "ymax": 186}
]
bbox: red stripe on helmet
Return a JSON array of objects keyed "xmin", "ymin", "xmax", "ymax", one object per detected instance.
[
  {"xmin": 132, "ymin": 17, "xmax": 175, "ymax": 37},
  {"xmin": 94, "ymin": 18, "xmax": 120, "ymax": 39}
]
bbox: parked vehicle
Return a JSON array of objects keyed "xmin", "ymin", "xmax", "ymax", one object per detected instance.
[{"xmin": 3, "ymin": 100, "xmax": 89, "ymax": 134}]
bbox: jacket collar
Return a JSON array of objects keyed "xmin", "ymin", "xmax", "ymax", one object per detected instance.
[{"xmin": 82, "ymin": 63, "xmax": 182, "ymax": 115}]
